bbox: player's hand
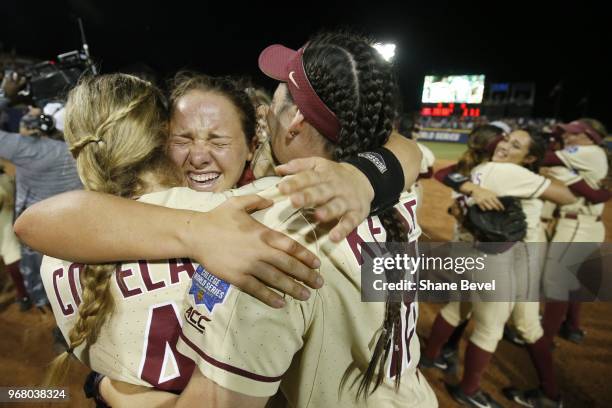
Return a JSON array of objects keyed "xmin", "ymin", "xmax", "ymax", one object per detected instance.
[
  {"xmin": 189, "ymin": 195, "xmax": 323, "ymax": 308},
  {"xmin": 471, "ymin": 186, "xmax": 504, "ymax": 211},
  {"xmin": 275, "ymin": 157, "xmax": 374, "ymax": 243}
]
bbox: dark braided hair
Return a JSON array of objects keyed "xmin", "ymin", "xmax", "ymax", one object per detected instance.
[{"xmin": 303, "ymin": 31, "xmax": 409, "ymax": 399}]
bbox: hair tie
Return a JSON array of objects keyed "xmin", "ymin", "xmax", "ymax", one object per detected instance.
[
  {"xmin": 67, "ymin": 347, "xmax": 74, "ymax": 355},
  {"xmin": 69, "ymin": 135, "xmax": 103, "ymax": 158}
]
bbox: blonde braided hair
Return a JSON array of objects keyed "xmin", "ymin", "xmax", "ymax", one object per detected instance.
[{"xmin": 45, "ymin": 74, "xmax": 183, "ymax": 386}]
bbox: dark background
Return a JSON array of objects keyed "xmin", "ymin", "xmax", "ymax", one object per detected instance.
[{"xmin": 1, "ymin": 1, "xmax": 609, "ymax": 127}]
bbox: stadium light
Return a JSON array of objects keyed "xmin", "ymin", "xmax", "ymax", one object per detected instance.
[{"xmin": 373, "ymin": 42, "xmax": 396, "ymax": 62}]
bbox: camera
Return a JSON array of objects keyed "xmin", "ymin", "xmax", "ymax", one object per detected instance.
[{"xmin": 19, "ymin": 50, "xmax": 93, "ymax": 106}]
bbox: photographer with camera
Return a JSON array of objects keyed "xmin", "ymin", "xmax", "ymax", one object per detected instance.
[{"xmin": 0, "ymin": 73, "xmax": 82, "ymax": 312}]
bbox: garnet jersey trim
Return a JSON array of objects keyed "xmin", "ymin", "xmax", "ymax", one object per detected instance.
[{"xmin": 178, "ymin": 332, "xmax": 284, "ymax": 383}]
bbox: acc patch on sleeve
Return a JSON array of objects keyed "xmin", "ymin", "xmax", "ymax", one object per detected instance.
[{"xmin": 188, "ymin": 265, "xmax": 231, "ymax": 314}]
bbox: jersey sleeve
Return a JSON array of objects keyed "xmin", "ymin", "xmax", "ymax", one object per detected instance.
[
  {"xmin": 176, "ymin": 211, "xmax": 319, "ymax": 397},
  {"xmin": 488, "ymin": 163, "xmax": 551, "ymax": 198},
  {"xmin": 137, "ymin": 188, "xmax": 228, "ymax": 212},
  {"xmin": 555, "ymin": 146, "xmax": 601, "ymax": 171},
  {"xmin": 417, "ymin": 143, "xmax": 435, "ymax": 174},
  {"xmin": 176, "ymin": 281, "xmax": 310, "ymax": 397},
  {"xmin": 546, "ymin": 165, "xmax": 582, "ymax": 186}
]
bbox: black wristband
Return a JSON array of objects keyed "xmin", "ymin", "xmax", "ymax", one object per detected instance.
[
  {"xmin": 443, "ymin": 172, "xmax": 470, "ymax": 192},
  {"xmin": 83, "ymin": 371, "xmax": 111, "ymax": 408},
  {"xmin": 343, "ymin": 147, "xmax": 404, "ymax": 216}
]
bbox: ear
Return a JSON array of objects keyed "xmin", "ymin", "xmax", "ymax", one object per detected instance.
[{"xmin": 287, "ymin": 109, "xmax": 306, "ymax": 139}]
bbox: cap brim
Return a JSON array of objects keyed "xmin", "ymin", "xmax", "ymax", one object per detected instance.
[
  {"xmin": 558, "ymin": 123, "xmax": 584, "ymax": 134},
  {"xmin": 258, "ymin": 44, "xmax": 296, "ymax": 82}
]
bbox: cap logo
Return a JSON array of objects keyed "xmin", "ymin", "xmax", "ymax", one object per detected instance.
[{"xmin": 288, "ymin": 71, "xmax": 300, "ymax": 89}]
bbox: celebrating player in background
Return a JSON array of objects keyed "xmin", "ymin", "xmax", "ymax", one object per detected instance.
[
  {"xmin": 540, "ymin": 119, "xmax": 610, "ymax": 345},
  {"xmin": 424, "ymin": 128, "xmax": 576, "ymax": 408}
]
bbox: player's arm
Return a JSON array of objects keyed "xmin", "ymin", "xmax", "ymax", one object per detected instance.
[
  {"xmin": 539, "ymin": 179, "xmax": 577, "ymax": 205},
  {"xmin": 99, "ymin": 370, "xmax": 268, "ymax": 408},
  {"xmin": 433, "ymin": 163, "xmax": 456, "ymax": 183},
  {"xmin": 459, "ymin": 182, "xmax": 505, "ymax": 211},
  {"xmin": 14, "ymin": 192, "xmax": 322, "ymax": 307},
  {"xmin": 99, "ymin": 378, "xmax": 177, "ymax": 408},
  {"xmin": 177, "ymin": 369, "xmax": 267, "ymax": 408},
  {"xmin": 436, "ymin": 165, "xmax": 504, "ymax": 211},
  {"xmin": 275, "ymin": 131, "xmax": 422, "ymax": 241},
  {"xmin": 568, "ymin": 180, "xmax": 612, "ymax": 203}
]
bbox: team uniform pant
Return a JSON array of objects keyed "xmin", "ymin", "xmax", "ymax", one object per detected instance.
[
  {"xmin": 439, "ymin": 243, "xmax": 543, "ymax": 352},
  {"xmin": 542, "ymin": 216, "xmax": 604, "ymax": 342},
  {"xmin": 543, "ymin": 217, "xmax": 604, "ymax": 301}
]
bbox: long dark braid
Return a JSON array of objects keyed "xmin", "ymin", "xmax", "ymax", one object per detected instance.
[{"xmin": 304, "ymin": 31, "xmax": 409, "ymax": 399}]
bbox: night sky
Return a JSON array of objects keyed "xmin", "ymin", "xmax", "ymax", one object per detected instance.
[{"xmin": 1, "ymin": 1, "xmax": 609, "ymax": 127}]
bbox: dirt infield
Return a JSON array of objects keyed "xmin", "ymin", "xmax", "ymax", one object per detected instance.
[{"xmin": 0, "ymin": 159, "xmax": 610, "ymax": 407}]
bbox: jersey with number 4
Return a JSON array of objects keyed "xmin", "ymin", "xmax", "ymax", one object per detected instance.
[
  {"xmin": 41, "ymin": 178, "xmax": 281, "ymax": 391},
  {"xmin": 176, "ymin": 190, "xmax": 433, "ymax": 407}
]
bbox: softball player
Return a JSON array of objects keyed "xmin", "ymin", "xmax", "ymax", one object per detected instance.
[
  {"xmin": 540, "ymin": 119, "xmax": 609, "ymax": 344},
  {"xmin": 425, "ymin": 129, "xmax": 575, "ymax": 408}
]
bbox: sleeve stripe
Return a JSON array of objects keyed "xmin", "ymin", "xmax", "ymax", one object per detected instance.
[
  {"xmin": 529, "ymin": 178, "xmax": 549, "ymax": 198},
  {"xmin": 178, "ymin": 332, "xmax": 284, "ymax": 383}
]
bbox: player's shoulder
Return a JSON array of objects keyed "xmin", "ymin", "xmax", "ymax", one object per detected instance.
[
  {"xmin": 232, "ymin": 176, "xmax": 282, "ymax": 196},
  {"xmin": 483, "ymin": 161, "xmax": 533, "ymax": 175},
  {"xmin": 40, "ymin": 254, "xmax": 71, "ymax": 271},
  {"xmin": 40, "ymin": 255, "xmax": 74, "ymax": 288},
  {"xmin": 186, "ymin": 263, "xmax": 314, "ymax": 328},
  {"xmin": 561, "ymin": 144, "xmax": 606, "ymax": 158},
  {"xmin": 138, "ymin": 187, "xmax": 227, "ymax": 211}
]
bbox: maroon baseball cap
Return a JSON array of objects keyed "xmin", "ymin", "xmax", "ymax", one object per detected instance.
[
  {"xmin": 554, "ymin": 120, "xmax": 603, "ymax": 145},
  {"xmin": 258, "ymin": 44, "xmax": 341, "ymax": 143}
]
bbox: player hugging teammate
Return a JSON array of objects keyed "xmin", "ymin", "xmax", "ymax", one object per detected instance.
[{"xmin": 16, "ymin": 31, "xmax": 439, "ymax": 407}]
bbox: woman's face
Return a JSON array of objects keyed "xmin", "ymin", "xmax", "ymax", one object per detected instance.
[
  {"xmin": 492, "ymin": 130, "xmax": 532, "ymax": 165},
  {"xmin": 167, "ymin": 90, "xmax": 252, "ymax": 192}
]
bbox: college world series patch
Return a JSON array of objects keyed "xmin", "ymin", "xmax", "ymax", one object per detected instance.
[{"xmin": 188, "ymin": 265, "xmax": 231, "ymax": 313}]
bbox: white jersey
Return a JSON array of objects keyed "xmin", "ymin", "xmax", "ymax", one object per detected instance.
[
  {"xmin": 417, "ymin": 142, "xmax": 435, "ymax": 175},
  {"xmin": 471, "ymin": 162, "xmax": 551, "ymax": 243},
  {"xmin": 41, "ymin": 178, "xmax": 281, "ymax": 391},
  {"xmin": 176, "ymin": 189, "xmax": 436, "ymax": 407},
  {"xmin": 549, "ymin": 145, "xmax": 608, "ymax": 216}
]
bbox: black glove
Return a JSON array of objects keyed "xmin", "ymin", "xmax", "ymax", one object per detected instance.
[{"xmin": 465, "ymin": 196, "xmax": 527, "ymax": 243}]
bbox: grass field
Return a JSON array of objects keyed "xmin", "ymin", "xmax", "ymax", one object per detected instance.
[{"xmin": 420, "ymin": 140, "xmax": 467, "ymax": 161}]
